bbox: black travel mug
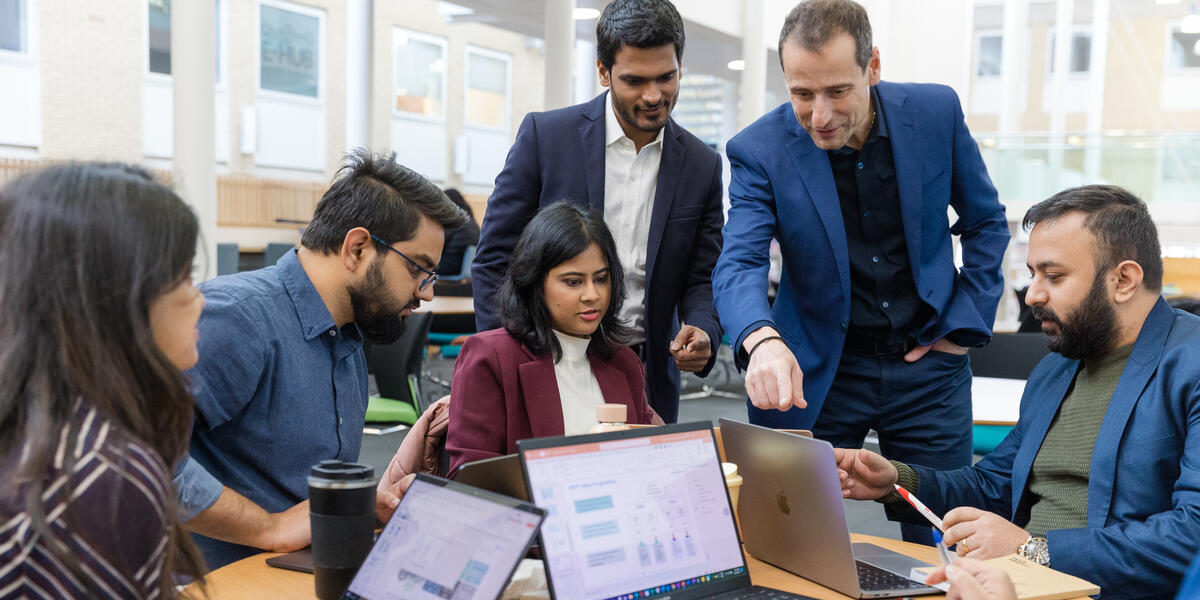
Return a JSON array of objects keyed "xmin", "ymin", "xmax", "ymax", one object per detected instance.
[{"xmin": 308, "ymin": 460, "xmax": 377, "ymax": 600}]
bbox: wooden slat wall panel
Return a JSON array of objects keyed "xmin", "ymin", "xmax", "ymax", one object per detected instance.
[{"xmin": 0, "ymin": 158, "xmax": 324, "ymax": 229}]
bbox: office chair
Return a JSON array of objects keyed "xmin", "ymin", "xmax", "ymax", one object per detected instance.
[{"xmin": 363, "ymin": 312, "xmax": 433, "ymax": 426}]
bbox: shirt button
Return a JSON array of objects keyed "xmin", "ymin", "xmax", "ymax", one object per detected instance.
[
  {"xmin": 863, "ymin": 211, "xmax": 870, "ymax": 218},
  {"xmin": 328, "ymin": 329, "xmax": 336, "ymax": 337},
  {"xmin": 872, "ymin": 256, "xmax": 880, "ymax": 263},
  {"xmin": 856, "ymin": 162, "xmax": 864, "ymax": 171},
  {"xmin": 882, "ymin": 301, "xmax": 890, "ymax": 309}
]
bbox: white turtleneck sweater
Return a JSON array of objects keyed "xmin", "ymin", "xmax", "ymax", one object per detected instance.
[{"xmin": 552, "ymin": 330, "xmax": 606, "ymax": 435}]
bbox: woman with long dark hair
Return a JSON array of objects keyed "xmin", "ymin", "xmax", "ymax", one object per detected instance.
[
  {"xmin": 446, "ymin": 202, "xmax": 661, "ymax": 473},
  {"xmin": 0, "ymin": 163, "xmax": 208, "ymax": 598}
]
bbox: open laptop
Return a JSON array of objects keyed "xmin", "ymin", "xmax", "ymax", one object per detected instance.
[
  {"xmin": 342, "ymin": 473, "xmax": 546, "ymax": 600},
  {"xmin": 718, "ymin": 419, "xmax": 939, "ymax": 599},
  {"xmin": 518, "ymin": 422, "xmax": 818, "ymax": 600},
  {"xmin": 452, "ymin": 454, "xmax": 529, "ymax": 502}
]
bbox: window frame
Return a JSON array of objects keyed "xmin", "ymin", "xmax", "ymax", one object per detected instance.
[
  {"xmin": 391, "ymin": 27, "xmax": 448, "ymax": 123},
  {"xmin": 973, "ymin": 30, "xmax": 1004, "ymax": 80},
  {"xmin": 255, "ymin": 0, "xmax": 325, "ymax": 103},
  {"xmin": 143, "ymin": 0, "xmax": 227, "ymax": 88},
  {"xmin": 463, "ymin": 44, "xmax": 512, "ymax": 133},
  {"xmin": 0, "ymin": 0, "xmax": 35, "ymax": 62},
  {"xmin": 1165, "ymin": 22, "xmax": 1200, "ymax": 74},
  {"xmin": 1044, "ymin": 27, "xmax": 1092, "ymax": 78}
]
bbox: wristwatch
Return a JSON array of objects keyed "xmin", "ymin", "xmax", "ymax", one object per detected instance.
[{"xmin": 1018, "ymin": 535, "xmax": 1050, "ymax": 566}]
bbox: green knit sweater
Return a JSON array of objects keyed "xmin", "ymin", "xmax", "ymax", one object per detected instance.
[{"xmin": 889, "ymin": 343, "xmax": 1133, "ymax": 537}]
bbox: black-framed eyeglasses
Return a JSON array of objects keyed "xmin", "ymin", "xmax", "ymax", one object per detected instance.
[{"xmin": 370, "ymin": 234, "xmax": 439, "ymax": 291}]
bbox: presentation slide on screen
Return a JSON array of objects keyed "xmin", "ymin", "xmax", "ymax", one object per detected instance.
[
  {"xmin": 347, "ymin": 481, "xmax": 539, "ymax": 600},
  {"xmin": 524, "ymin": 432, "xmax": 743, "ymax": 599}
]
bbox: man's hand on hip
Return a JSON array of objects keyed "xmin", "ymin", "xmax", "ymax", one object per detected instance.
[
  {"xmin": 742, "ymin": 327, "xmax": 805, "ymax": 411},
  {"xmin": 904, "ymin": 337, "xmax": 968, "ymax": 363},
  {"xmin": 670, "ymin": 324, "xmax": 713, "ymax": 373},
  {"xmin": 832, "ymin": 448, "xmax": 898, "ymax": 500}
]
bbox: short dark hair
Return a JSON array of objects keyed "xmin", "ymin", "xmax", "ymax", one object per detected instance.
[
  {"xmin": 301, "ymin": 148, "xmax": 468, "ymax": 253},
  {"xmin": 499, "ymin": 202, "xmax": 632, "ymax": 361},
  {"xmin": 1022, "ymin": 184, "xmax": 1163, "ymax": 292},
  {"xmin": 778, "ymin": 0, "xmax": 873, "ymax": 71},
  {"xmin": 596, "ymin": 0, "xmax": 685, "ymax": 71}
]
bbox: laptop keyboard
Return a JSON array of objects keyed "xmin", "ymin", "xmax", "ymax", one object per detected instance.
[
  {"xmin": 856, "ymin": 560, "xmax": 929, "ymax": 591},
  {"xmin": 722, "ymin": 585, "xmax": 818, "ymax": 599}
]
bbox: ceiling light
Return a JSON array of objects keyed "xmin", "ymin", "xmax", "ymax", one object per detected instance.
[
  {"xmin": 573, "ymin": 8, "xmax": 600, "ymax": 20},
  {"xmin": 727, "ymin": 59, "xmax": 746, "ymax": 71},
  {"xmin": 1183, "ymin": 13, "xmax": 1200, "ymax": 34}
]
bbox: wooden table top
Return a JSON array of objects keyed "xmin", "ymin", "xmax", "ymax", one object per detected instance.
[
  {"xmin": 412, "ymin": 295, "xmax": 474, "ymax": 314},
  {"xmin": 187, "ymin": 534, "xmax": 947, "ymax": 600}
]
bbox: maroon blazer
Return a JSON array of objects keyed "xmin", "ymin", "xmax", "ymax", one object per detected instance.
[{"xmin": 446, "ymin": 328, "xmax": 656, "ymax": 474}]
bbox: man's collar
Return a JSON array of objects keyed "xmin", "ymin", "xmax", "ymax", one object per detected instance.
[
  {"xmin": 605, "ymin": 91, "xmax": 665, "ymax": 149},
  {"xmin": 278, "ymin": 249, "xmax": 340, "ymax": 341}
]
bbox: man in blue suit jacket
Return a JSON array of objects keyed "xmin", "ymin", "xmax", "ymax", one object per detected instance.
[
  {"xmin": 472, "ymin": 0, "xmax": 723, "ymax": 423},
  {"xmin": 711, "ymin": 0, "xmax": 1009, "ymax": 543},
  {"xmin": 837, "ymin": 186, "xmax": 1200, "ymax": 600}
]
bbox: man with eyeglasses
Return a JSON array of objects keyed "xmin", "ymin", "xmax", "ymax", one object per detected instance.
[{"xmin": 173, "ymin": 149, "xmax": 468, "ymax": 569}]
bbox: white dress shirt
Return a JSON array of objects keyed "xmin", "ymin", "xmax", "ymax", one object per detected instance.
[
  {"xmin": 552, "ymin": 330, "xmax": 606, "ymax": 435},
  {"xmin": 603, "ymin": 92, "xmax": 663, "ymax": 346}
]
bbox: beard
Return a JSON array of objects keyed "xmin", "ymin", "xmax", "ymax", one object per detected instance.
[
  {"xmin": 1030, "ymin": 270, "xmax": 1119, "ymax": 360},
  {"xmin": 348, "ymin": 260, "xmax": 416, "ymax": 344},
  {"xmin": 612, "ymin": 92, "xmax": 674, "ymax": 134}
]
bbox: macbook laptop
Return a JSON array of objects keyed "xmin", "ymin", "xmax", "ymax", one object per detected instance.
[
  {"xmin": 452, "ymin": 454, "xmax": 529, "ymax": 502},
  {"xmin": 342, "ymin": 473, "xmax": 546, "ymax": 600},
  {"xmin": 518, "ymin": 422, "xmax": 817, "ymax": 600},
  {"xmin": 718, "ymin": 418, "xmax": 939, "ymax": 599}
]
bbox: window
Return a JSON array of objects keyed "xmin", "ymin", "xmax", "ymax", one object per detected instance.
[
  {"xmin": 1169, "ymin": 28, "xmax": 1200, "ymax": 70},
  {"xmin": 465, "ymin": 46, "xmax": 510, "ymax": 129},
  {"xmin": 976, "ymin": 34, "xmax": 1002, "ymax": 77},
  {"xmin": 146, "ymin": 0, "xmax": 223, "ymax": 80},
  {"xmin": 392, "ymin": 29, "xmax": 445, "ymax": 118},
  {"xmin": 259, "ymin": 2, "xmax": 321, "ymax": 98},
  {"xmin": 148, "ymin": 0, "xmax": 170, "ymax": 74},
  {"xmin": 1048, "ymin": 32, "xmax": 1091, "ymax": 74},
  {"xmin": 0, "ymin": 0, "xmax": 26, "ymax": 53}
]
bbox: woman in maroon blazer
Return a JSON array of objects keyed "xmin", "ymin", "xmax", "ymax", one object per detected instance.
[{"xmin": 446, "ymin": 203, "xmax": 661, "ymax": 473}]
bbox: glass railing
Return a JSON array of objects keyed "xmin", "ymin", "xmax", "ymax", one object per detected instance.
[{"xmin": 974, "ymin": 132, "xmax": 1200, "ymax": 209}]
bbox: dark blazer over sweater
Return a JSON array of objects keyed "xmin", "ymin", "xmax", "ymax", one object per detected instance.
[
  {"xmin": 902, "ymin": 300, "xmax": 1200, "ymax": 600},
  {"xmin": 471, "ymin": 91, "xmax": 724, "ymax": 423},
  {"xmin": 446, "ymin": 328, "xmax": 656, "ymax": 474}
]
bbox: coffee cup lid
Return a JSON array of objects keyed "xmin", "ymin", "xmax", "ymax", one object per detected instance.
[{"xmin": 310, "ymin": 460, "xmax": 374, "ymax": 481}]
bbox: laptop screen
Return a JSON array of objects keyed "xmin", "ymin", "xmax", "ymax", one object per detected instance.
[
  {"xmin": 521, "ymin": 427, "xmax": 747, "ymax": 600},
  {"xmin": 344, "ymin": 475, "xmax": 544, "ymax": 600}
]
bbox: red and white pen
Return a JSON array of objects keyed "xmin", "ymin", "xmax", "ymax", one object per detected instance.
[{"xmin": 894, "ymin": 484, "xmax": 944, "ymax": 532}]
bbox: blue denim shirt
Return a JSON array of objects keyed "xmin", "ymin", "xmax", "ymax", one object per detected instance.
[{"xmin": 174, "ymin": 249, "xmax": 368, "ymax": 569}]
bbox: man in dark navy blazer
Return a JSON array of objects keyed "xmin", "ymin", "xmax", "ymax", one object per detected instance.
[
  {"xmin": 711, "ymin": 0, "xmax": 1009, "ymax": 544},
  {"xmin": 472, "ymin": 0, "xmax": 724, "ymax": 423},
  {"xmin": 837, "ymin": 186, "xmax": 1200, "ymax": 599}
]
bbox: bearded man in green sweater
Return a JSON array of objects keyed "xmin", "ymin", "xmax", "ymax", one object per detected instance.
[{"xmin": 835, "ymin": 184, "xmax": 1200, "ymax": 600}]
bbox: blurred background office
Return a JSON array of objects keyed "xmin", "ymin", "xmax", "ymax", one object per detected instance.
[{"xmin": 2, "ymin": 0, "xmax": 1198, "ymax": 313}]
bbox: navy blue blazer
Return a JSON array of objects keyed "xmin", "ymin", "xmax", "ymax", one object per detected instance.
[
  {"xmin": 712, "ymin": 81, "xmax": 1009, "ymax": 429},
  {"xmin": 904, "ymin": 299, "xmax": 1200, "ymax": 599},
  {"xmin": 472, "ymin": 92, "xmax": 725, "ymax": 422}
]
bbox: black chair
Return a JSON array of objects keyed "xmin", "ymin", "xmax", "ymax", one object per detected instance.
[
  {"xmin": 363, "ymin": 312, "xmax": 433, "ymax": 424},
  {"xmin": 968, "ymin": 332, "xmax": 1050, "ymax": 380},
  {"xmin": 216, "ymin": 243, "xmax": 239, "ymax": 276}
]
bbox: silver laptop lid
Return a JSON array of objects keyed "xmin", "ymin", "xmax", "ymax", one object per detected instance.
[{"xmin": 718, "ymin": 418, "xmax": 864, "ymax": 597}]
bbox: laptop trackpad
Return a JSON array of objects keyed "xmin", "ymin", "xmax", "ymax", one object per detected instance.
[{"xmin": 852, "ymin": 542, "xmax": 935, "ymax": 574}]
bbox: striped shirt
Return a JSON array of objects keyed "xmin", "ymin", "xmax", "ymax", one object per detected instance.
[{"xmin": 0, "ymin": 403, "xmax": 173, "ymax": 599}]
